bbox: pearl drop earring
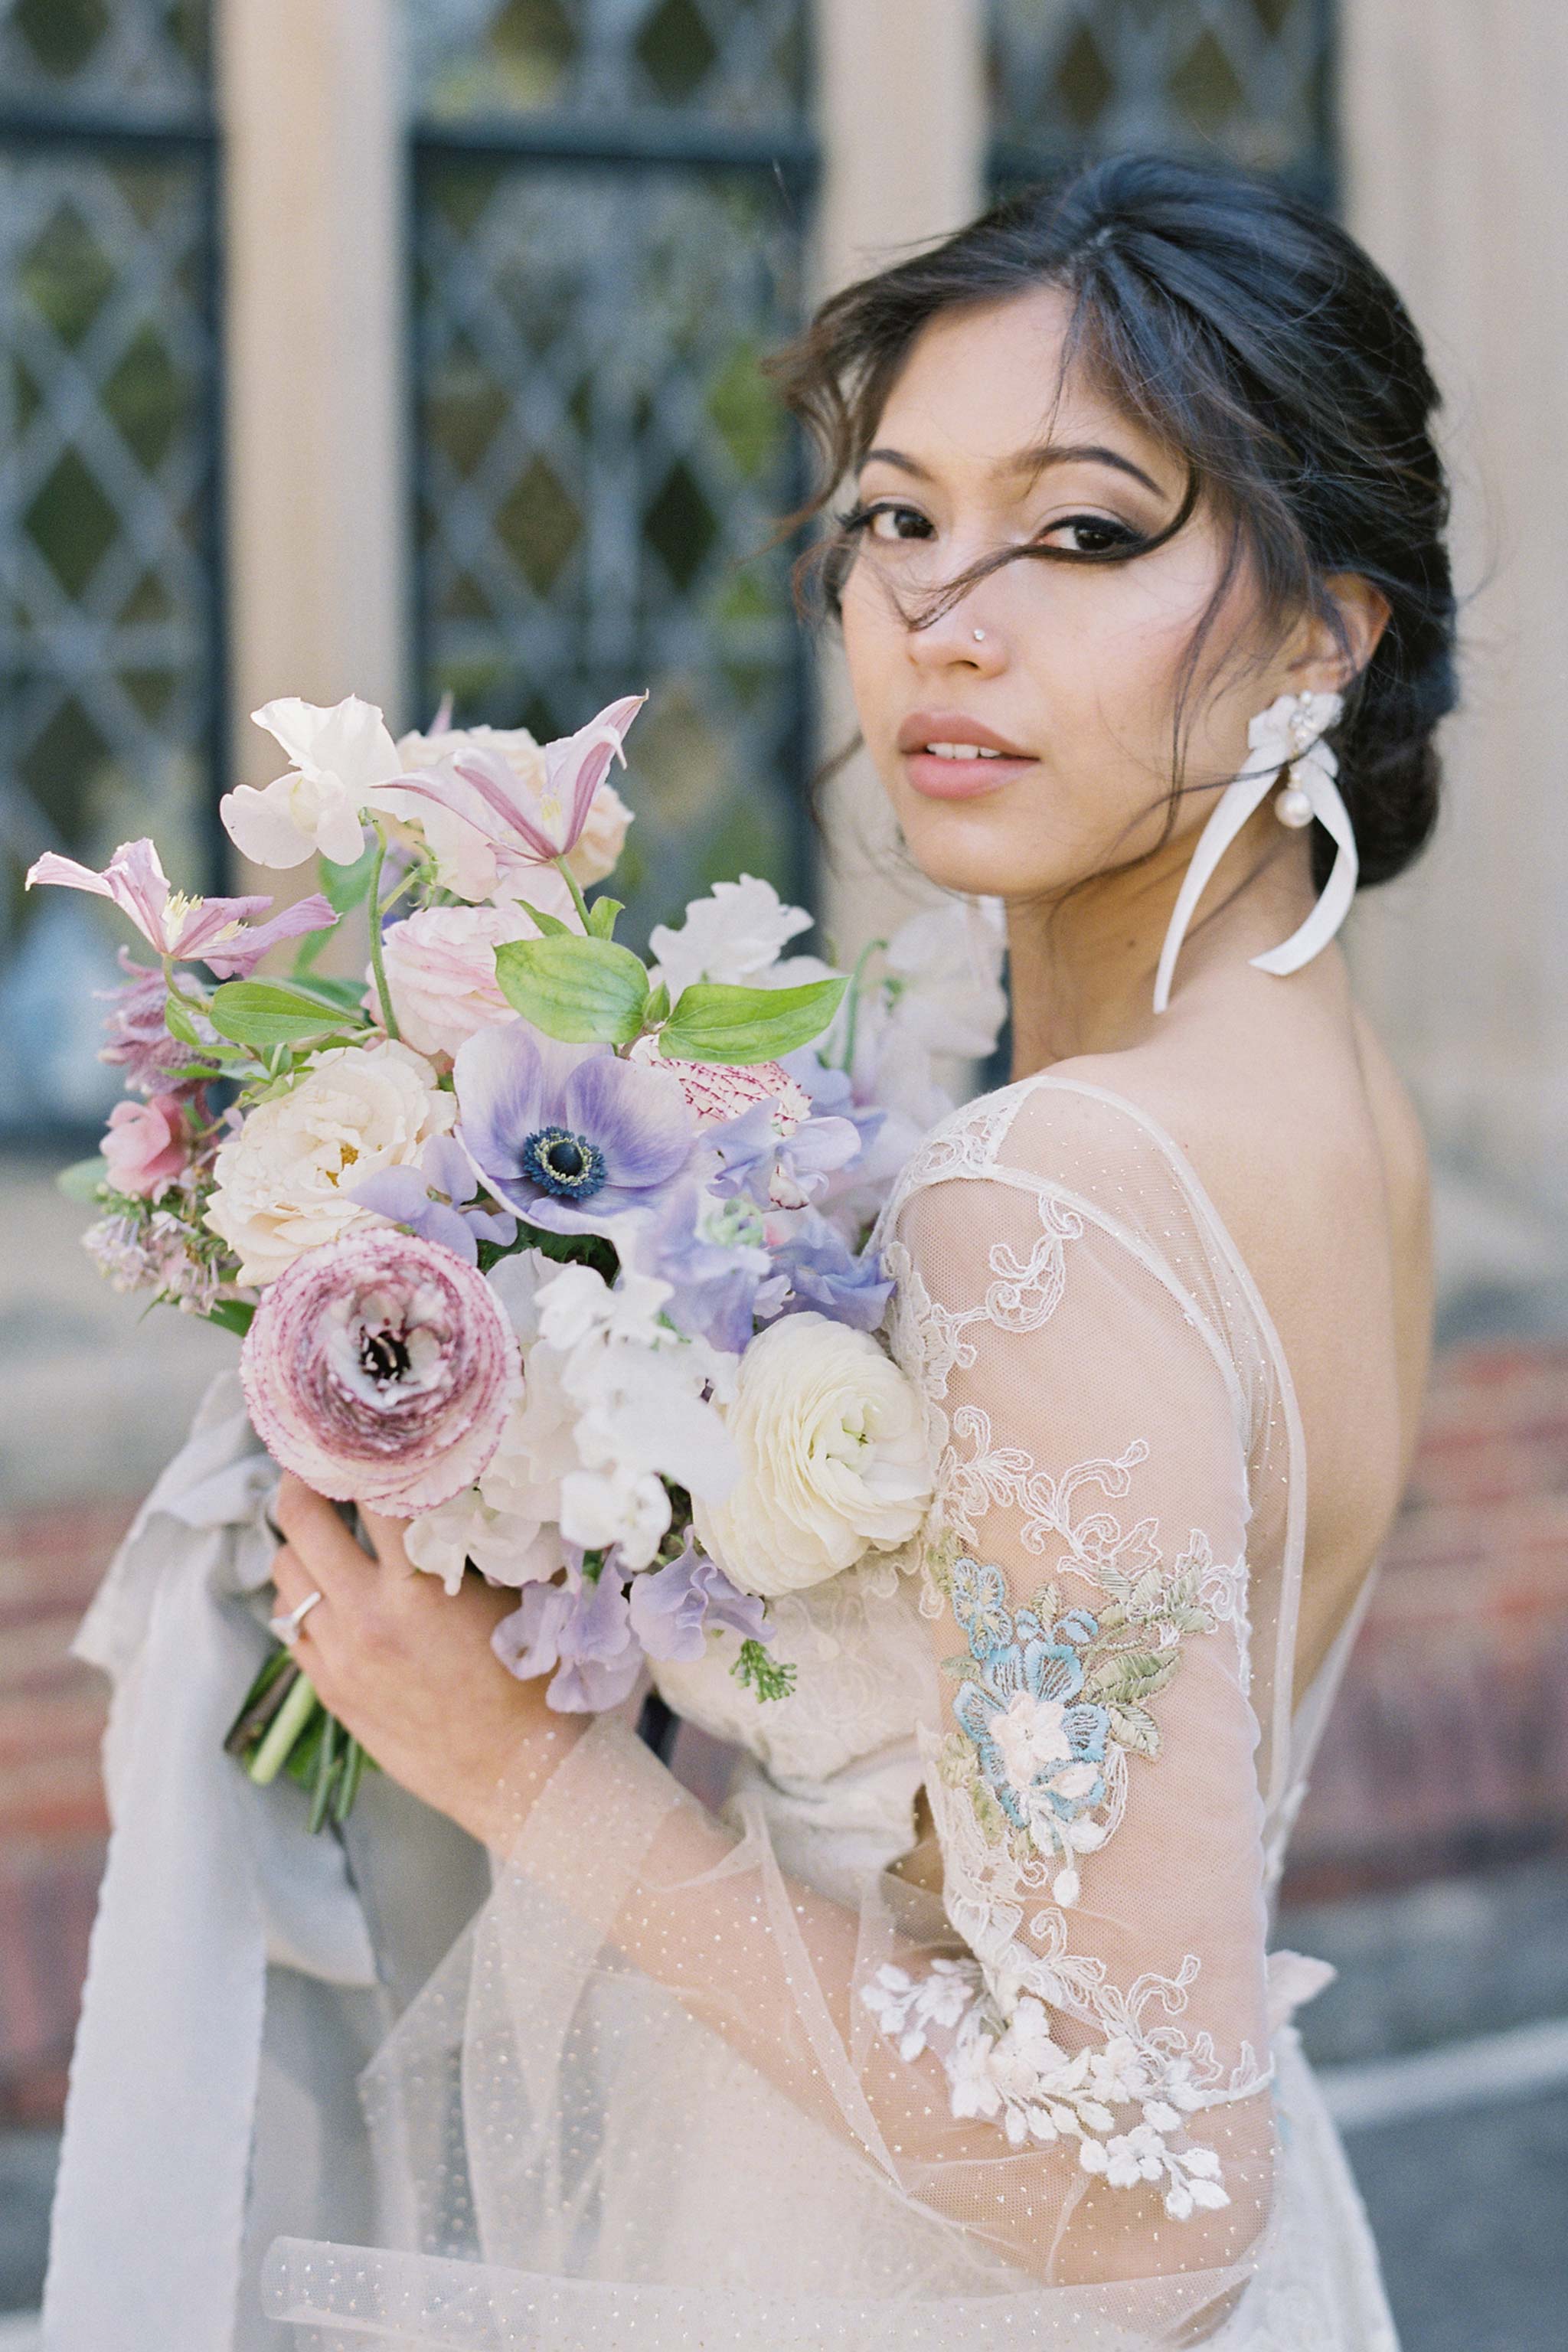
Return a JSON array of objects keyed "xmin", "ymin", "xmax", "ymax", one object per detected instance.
[{"xmin": 1274, "ymin": 697, "xmax": 1320, "ymax": 828}]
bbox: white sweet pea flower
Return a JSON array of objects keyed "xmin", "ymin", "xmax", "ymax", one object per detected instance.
[
  {"xmin": 648, "ymin": 874, "xmax": 815, "ymax": 999},
  {"xmin": 221, "ymin": 696, "xmax": 403, "ymax": 868},
  {"xmin": 404, "ymin": 1485, "xmax": 559, "ymax": 1593}
]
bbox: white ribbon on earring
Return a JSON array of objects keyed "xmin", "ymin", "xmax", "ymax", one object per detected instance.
[{"xmin": 1152, "ymin": 688, "xmax": 1352, "ymax": 1015}]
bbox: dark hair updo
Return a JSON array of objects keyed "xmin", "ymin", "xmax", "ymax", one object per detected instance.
[{"xmin": 768, "ymin": 152, "xmax": 1458, "ymax": 893}]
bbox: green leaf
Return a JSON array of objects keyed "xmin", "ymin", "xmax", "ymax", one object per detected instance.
[
  {"xmin": 209, "ymin": 979, "xmax": 360, "ymax": 1050},
  {"xmin": 318, "ymin": 839, "xmax": 378, "ymax": 913},
  {"xmin": 586, "ymin": 895, "xmax": 623, "ymax": 941},
  {"xmin": 57, "ymin": 1154, "xmax": 108, "ymax": 1203},
  {"xmin": 280, "ymin": 972, "xmax": 368, "ymax": 1014},
  {"xmin": 516, "ymin": 899, "xmax": 572, "ymax": 939},
  {"xmin": 642, "ymin": 978, "xmax": 671, "ymax": 1030},
  {"xmin": 1107, "ymin": 1704, "xmax": 1161, "ymax": 1761},
  {"xmin": 658, "ymin": 975, "xmax": 847, "ymax": 1067},
  {"xmin": 204, "ymin": 1297, "xmax": 256, "ymax": 1338},
  {"xmin": 163, "ymin": 990, "xmax": 203, "ymax": 1046},
  {"xmin": 493, "ymin": 935, "xmax": 650, "ymax": 1046}
]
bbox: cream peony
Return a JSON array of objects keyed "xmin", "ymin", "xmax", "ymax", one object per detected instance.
[
  {"xmin": 694, "ymin": 1312, "xmax": 931, "ymax": 1597},
  {"xmin": 204, "ymin": 1038, "xmax": 453, "ymax": 1286},
  {"xmin": 376, "ymin": 892, "xmax": 577, "ymax": 1060}
]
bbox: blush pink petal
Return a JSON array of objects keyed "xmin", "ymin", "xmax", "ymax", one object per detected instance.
[{"xmin": 240, "ymin": 1228, "xmax": 522, "ymax": 1517}]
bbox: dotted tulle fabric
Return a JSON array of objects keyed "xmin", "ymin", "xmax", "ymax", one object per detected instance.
[{"xmin": 263, "ymin": 1078, "xmax": 1400, "ymax": 2350}]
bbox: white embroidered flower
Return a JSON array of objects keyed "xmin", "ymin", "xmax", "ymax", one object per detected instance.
[
  {"xmin": 204, "ymin": 1039, "xmax": 453, "ymax": 1287},
  {"xmin": 694, "ymin": 1312, "xmax": 933, "ymax": 1598},
  {"xmin": 376, "ymin": 894, "xmax": 576, "ymax": 1059},
  {"xmin": 648, "ymin": 874, "xmax": 814, "ymax": 999},
  {"xmin": 989, "ymin": 1689, "xmax": 1076, "ymax": 1797},
  {"xmin": 221, "ymin": 695, "xmax": 403, "ymax": 868}
]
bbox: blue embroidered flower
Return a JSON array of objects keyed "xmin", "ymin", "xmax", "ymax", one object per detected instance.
[{"xmin": 949, "ymin": 1561, "xmax": 1109, "ymax": 1846}]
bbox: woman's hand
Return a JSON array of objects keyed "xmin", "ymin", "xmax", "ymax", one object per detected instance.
[{"xmin": 269, "ymin": 1472, "xmax": 580, "ymax": 1847}]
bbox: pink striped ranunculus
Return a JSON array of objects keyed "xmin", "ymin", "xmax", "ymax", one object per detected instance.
[{"xmin": 240, "ymin": 1227, "xmax": 521, "ymax": 1516}]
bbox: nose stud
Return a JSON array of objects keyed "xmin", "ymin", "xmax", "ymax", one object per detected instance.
[{"xmin": 972, "ymin": 629, "xmax": 986, "ymax": 643}]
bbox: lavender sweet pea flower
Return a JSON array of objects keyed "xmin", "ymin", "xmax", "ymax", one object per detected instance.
[
  {"xmin": 627, "ymin": 1543, "xmax": 769, "ymax": 1665},
  {"xmin": 25, "ymin": 836, "xmax": 334, "ymax": 974},
  {"xmin": 624, "ymin": 1181, "xmax": 769, "ymax": 1353},
  {"xmin": 240, "ymin": 1227, "xmax": 522, "ymax": 1516},
  {"xmin": 351, "ymin": 1134, "xmax": 518, "ymax": 1265},
  {"xmin": 767, "ymin": 1209, "xmax": 893, "ymax": 1334},
  {"xmin": 710, "ymin": 1095, "xmax": 861, "ymax": 1212},
  {"xmin": 454, "ymin": 1023, "xmax": 700, "ymax": 1236},
  {"xmin": 492, "ymin": 1567, "xmax": 643, "ymax": 1711}
]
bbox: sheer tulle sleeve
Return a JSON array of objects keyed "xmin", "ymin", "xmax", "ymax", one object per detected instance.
[{"xmin": 265, "ymin": 1085, "xmax": 1290, "ymax": 2350}]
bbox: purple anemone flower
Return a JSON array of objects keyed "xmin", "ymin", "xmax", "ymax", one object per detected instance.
[
  {"xmin": 626, "ymin": 1544, "xmax": 769, "ymax": 1665},
  {"xmin": 453, "ymin": 1023, "xmax": 700, "ymax": 1236},
  {"xmin": 351, "ymin": 1134, "xmax": 518, "ymax": 1265},
  {"xmin": 492, "ymin": 1567, "xmax": 643, "ymax": 1711}
]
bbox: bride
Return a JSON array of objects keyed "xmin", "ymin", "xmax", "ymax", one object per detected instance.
[{"xmin": 63, "ymin": 153, "xmax": 1450, "ymax": 2347}]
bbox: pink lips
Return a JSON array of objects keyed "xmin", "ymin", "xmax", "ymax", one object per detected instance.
[{"xmin": 895, "ymin": 712, "xmax": 1038, "ymax": 802}]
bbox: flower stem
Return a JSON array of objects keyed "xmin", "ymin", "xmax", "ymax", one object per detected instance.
[
  {"xmin": 365, "ymin": 822, "xmax": 401, "ymax": 1039},
  {"xmin": 836, "ymin": 936, "xmax": 886, "ymax": 1075},
  {"xmin": 248, "ymin": 1668, "xmax": 319, "ymax": 1785},
  {"xmin": 553, "ymin": 855, "xmax": 593, "ymax": 932}
]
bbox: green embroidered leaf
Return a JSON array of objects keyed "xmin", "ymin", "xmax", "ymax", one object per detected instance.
[
  {"xmin": 1108, "ymin": 1704, "xmax": 1161, "ymax": 1760},
  {"xmin": 940, "ymin": 1654, "xmax": 983, "ymax": 1684},
  {"xmin": 494, "ymin": 935, "xmax": 651, "ymax": 1045},
  {"xmin": 658, "ymin": 975, "xmax": 846, "ymax": 1066},
  {"xmin": 1129, "ymin": 1568, "xmax": 1168, "ymax": 1616},
  {"xmin": 972, "ymin": 1780, "xmax": 1008, "ymax": 1844}
]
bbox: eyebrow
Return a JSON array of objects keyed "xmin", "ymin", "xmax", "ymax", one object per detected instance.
[{"xmin": 861, "ymin": 441, "xmax": 1168, "ymax": 499}]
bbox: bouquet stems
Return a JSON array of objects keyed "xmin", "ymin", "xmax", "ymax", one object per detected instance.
[{"xmin": 225, "ymin": 1642, "xmax": 374, "ymax": 1828}]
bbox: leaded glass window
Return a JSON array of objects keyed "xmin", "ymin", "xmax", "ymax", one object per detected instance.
[
  {"xmin": 0, "ymin": 0, "xmax": 221, "ymax": 1135},
  {"xmin": 407, "ymin": 1, "xmax": 815, "ymax": 941},
  {"xmin": 990, "ymin": 0, "xmax": 1333, "ymax": 198}
]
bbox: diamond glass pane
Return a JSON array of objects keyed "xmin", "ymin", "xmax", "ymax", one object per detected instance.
[
  {"xmin": 414, "ymin": 158, "xmax": 807, "ymax": 937},
  {"xmin": 0, "ymin": 0, "xmax": 210, "ymax": 117},
  {"xmin": 990, "ymin": 0, "xmax": 1331, "ymax": 185},
  {"xmin": 0, "ymin": 144, "xmax": 219, "ymax": 1132},
  {"xmin": 410, "ymin": 0, "xmax": 807, "ymax": 128}
]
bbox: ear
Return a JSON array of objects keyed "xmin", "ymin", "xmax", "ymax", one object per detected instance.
[{"xmin": 1288, "ymin": 573, "xmax": 1393, "ymax": 694}]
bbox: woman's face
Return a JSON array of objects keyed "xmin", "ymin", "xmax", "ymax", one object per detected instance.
[{"xmin": 838, "ymin": 286, "xmax": 1296, "ymax": 906}]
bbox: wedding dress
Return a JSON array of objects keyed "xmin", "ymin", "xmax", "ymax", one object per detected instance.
[{"xmin": 248, "ymin": 1073, "xmax": 1399, "ymax": 2349}]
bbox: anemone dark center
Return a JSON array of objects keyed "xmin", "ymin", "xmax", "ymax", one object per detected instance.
[
  {"xmin": 360, "ymin": 1325, "xmax": 412, "ymax": 1384},
  {"xmin": 521, "ymin": 1124, "xmax": 606, "ymax": 1200}
]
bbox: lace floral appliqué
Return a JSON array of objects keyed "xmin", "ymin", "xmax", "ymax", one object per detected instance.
[
  {"xmin": 930, "ymin": 1547, "xmax": 1217, "ymax": 1909},
  {"xmin": 861, "ymin": 1962, "xmax": 1230, "ymax": 2222}
]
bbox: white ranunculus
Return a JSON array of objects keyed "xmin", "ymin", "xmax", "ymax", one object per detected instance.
[
  {"xmin": 694, "ymin": 1312, "xmax": 932, "ymax": 1597},
  {"xmin": 204, "ymin": 1038, "xmax": 453, "ymax": 1286},
  {"xmin": 648, "ymin": 874, "xmax": 814, "ymax": 999},
  {"xmin": 376, "ymin": 895, "xmax": 575, "ymax": 1060},
  {"xmin": 220, "ymin": 695, "xmax": 403, "ymax": 868}
]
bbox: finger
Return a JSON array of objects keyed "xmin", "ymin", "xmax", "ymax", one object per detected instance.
[
  {"xmin": 357, "ymin": 1505, "xmax": 416, "ymax": 1577},
  {"xmin": 273, "ymin": 1474, "xmax": 377, "ymax": 1602}
]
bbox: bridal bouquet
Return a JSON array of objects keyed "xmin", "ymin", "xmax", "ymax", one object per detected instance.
[{"xmin": 32, "ymin": 690, "xmax": 1005, "ymax": 1826}]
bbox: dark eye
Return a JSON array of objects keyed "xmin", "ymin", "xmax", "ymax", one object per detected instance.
[
  {"xmin": 1038, "ymin": 515, "xmax": 1143, "ymax": 558},
  {"xmin": 840, "ymin": 500, "xmax": 935, "ymax": 545}
]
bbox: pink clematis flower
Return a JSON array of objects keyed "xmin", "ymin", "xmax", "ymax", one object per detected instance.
[
  {"xmin": 378, "ymin": 694, "xmax": 645, "ymax": 880},
  {"xmin": 25, "ymin": 838, "xmax": 334, "ymax": 976}
]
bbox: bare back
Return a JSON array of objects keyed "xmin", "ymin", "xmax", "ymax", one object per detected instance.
[{"xmin": 1047, "ymin": 942, "xmax": 1432, "ymax": 1710}]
